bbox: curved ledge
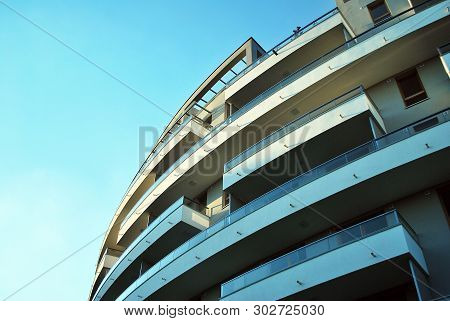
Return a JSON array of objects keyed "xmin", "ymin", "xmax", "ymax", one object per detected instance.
[
  {"xmin": 112, "ymin": 0, "xmax": 449, "ymax": 264},
  {"xmin": 118, "ymin": 110, "xmax": 450, "ymax": 301},
  {"xmin": 93, "ymin": 197, "xmax": 209, "ymax": 301}
]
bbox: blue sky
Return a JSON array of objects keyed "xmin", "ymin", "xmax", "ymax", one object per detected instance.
[{"xmin": 0, "ymin": 0, "xmax": 335, "ymax": 300}]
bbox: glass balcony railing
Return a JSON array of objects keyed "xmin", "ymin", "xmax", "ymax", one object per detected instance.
[
  {"xmin": 121, "ymin": 193, "xmax": 208, "ymax": 230},
  {"xmin": 113, "ymin": 6, "xmax": 340, "ymax": 231},
  {"xmin": 127, "ymin": 0, "xmax": 445, "ymax": 198},
  {"xmin": 119, "ymin": 108, "xmax": 448, "ymax": 301},
  {"xmin": 117, "ymin": 114, "xmax": 193, "ymax": 219},
  {"xmin": 224, "ymin": 86, "xmax": 377, "ymax": 172},
  {"xmin": 143, "ymin": 197, "xmax": 208, "ymax": 231},
  {"xmin": 228, "ymin": 109, "xmax": 448, "ymax": 223},
  {"xmin": 118, "ymin": 111, "xmax": 213, "ymax": 225},
  {"xmin": 220, "ymin": 210, "xmax": 416, "ymax": 298},
  {"xmin": 182, "ymin": 8, "xmax": 340, "ymax": 118},
  {"xmin": 94, "ymin": 196, "xmax": 208, "ymax": 300},
  {"xmin": 117, "ymin": 0, "xmax": 440, "ymax": 237},
  {"xmin": 118, "ymin": 11, "xmax": 336, "ymax": 196},
  {"xmin": 225, "ymin": 8, "xmax": 340, "ymax": 89}
]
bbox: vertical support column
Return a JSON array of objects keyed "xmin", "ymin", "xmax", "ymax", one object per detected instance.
[
  {"xmin": 245, "ymin": 38, "xmax": 265, "ymax": 65},
  {"xmin": 369, "ymin": 117, "xmax": 378, "ymax": 139},
  {"xmin": 438, "ymin": 45, "xmax": 450, "ymax": 78},
  {"xmin": 409, "ymin": 259, "xmax": 431, "ymax": 301},
  {"xmin": 343, "ymin": 25, "xmax": 352, "ymax": 41},
  {"xmin": 245, "ymin": 45, "xmax": 255, "ymax": 65},
  {"xmin": 139, "ymin": 260, "xmax": 152, "ymax": 278}
]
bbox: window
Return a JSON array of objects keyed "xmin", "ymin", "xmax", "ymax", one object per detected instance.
[
  {"xmin": 368, "ymin": 1, "xmax": 391, "ymax": 24},
  {"xmin": 396, "ymin": 69, "xmax": 428, "ymax": 107}
]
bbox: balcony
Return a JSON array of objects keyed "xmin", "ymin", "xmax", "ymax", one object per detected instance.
[
  {"xmin": 94, "ymin": 197, "xmax": 209, "ymax": 301},
  {"xmin": 224, "ymin": 8, "xmax": 349, "ymax": 106},
  {"xmin": 118, "ymin": 109, "xmax": 449, "ymax": 301},
  {"xmin": 104, "ymin": 0, "xmax": 448, "ymax": 257},
  {"xmin": 228, "ymin": 109, "xmax": 448, "ymax": 221},
  {"xmin": 117, "ymin": 118, "xmax": 211, "ymax": 247},
  {"xmin": 220, "ymin": 210, "xmax": 428, "ymax": 300},
  {"xmin": 223, "ymin": 86, "xmax": 385, "ymax": 192},
  {"xmin": 91, "ymin": 248, "xmax": 122, "ymax": 295},
  {"xmin": 438, "ymin": 43, "xmax": 450, "ymax": 78},
  {"xmin": 225, "ymin": 0, "xmax": 449, "ymax": 113}
]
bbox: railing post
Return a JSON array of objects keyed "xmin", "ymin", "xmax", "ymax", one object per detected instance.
[{"xmin": 393, "ymin": 210, "xmax": 400, "ymax": 225}]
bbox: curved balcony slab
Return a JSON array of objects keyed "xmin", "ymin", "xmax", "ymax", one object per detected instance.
[
  {"xmin": 118, "ymin": 118, "xmax": 210, "ymax": 243},
  {"xmin": 90, "ymin": 248, "xmax": 122, "ymax": 296},
  {"xmin": 223, "ymin": 87, "xmax": 385, "ymax": 189},
  {"xmin": 225, "ymin": 9, "xmax": 345, "ymax": 100},
  {"xmin": 113, "ymin": 1, "xmax": 450, "ymax": 257},
  {"xmin": 118, "ymin": 110, "xmax": 450, "ymax": 301},
  {"xmin": 221, "ymin": 211, "xmax": 427, "ymax": 300},
  {"xmin": 93, "ymin": 197, "xmax": 209, "ymax": 301}
]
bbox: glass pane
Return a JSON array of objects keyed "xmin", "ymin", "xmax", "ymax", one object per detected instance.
[
  {"xmin": 147, "ymin": 262, "xmax": 160, "ymax": 277},
  {"xmin": 346, "ymin": 143, "xmax": 374, "ymax": 162},
  {"xmin": 207, "ymin": 220, "xmax": 225, "ymax": 236},
  {"xmin": 189, "ymin": 231, "xmax": 206, "ymax": 248},
  {"xmin": 285, "ymin": 251, "xmax": 301, "ymax": 267},
  {"xmin": 386, "ymin": 211, "xmax": 398, "ymax": 226},
  {"xmin": 160, "ymin": 253, "xmax": 173, "ymax": 269},
  {"xmin": 323, "ymin": 156, "xmax": 347, "ymax": 174},
  {"xmin": 222, "ymin": 277, "xmax": 244, "ymax": 297},
  {"xmin": 297, "ymin": 247, "xmax": 307, "ymax": 262},
  {"xmin": 362, "ymin": 215, "xmax": 388, "ymax": 236},
  {"xmin": 229, "ymin": 208, "xmax": 246, "ymax": 224},
  {"xmin": 335, "ymin": 225, "xmax": 361, "ymax": 246},
  {"xmin": 305, "ymin": 238, "xmax": 329, "ymax": 259},
  {"xmin": 173, "ymin": 241, "xmax": 189, "ymax": 257},
  {"xmin": 376, "ymin": 128, "xmax": 409, "ymax": 148},
  {"xmin": 244, "ymin": 264, "xmax": 271, "ymax": 287},
  {"xmin": 270, "ymin": 255, "xmax": 290, "ymax": 274}
]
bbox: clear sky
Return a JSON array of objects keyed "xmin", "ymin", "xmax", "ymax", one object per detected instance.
[{"xmin": 0, "ymin": 0, "xmax": 335, "ymax": 300}]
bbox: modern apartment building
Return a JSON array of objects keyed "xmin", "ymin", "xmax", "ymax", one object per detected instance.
[{"xmin": 90, "ymin": 0, "xmax": 450, "ymax": 301}]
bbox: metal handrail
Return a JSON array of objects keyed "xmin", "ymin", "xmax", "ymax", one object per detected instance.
[
  {"xmin": 220, "ymin": 210, "xmax": 413, "ymax": 297},
  {"xmin": 117, "ymin": 0, "xmax": 397, "ymax": 234},
  {"xmin": 225, "ymin": 8, "xmax": 340, "ymax": 88},
  {"xmin": 93, "ymin": 195, "xmax": 209, "ymax": 300},
  {"xmin": 224, "ymin": 86, "xmax": 368, "ymax": 172},
  {"xmin": 118, "ymin": 107, "xmax": 448, "ymax": 301},
  {"xmin": 109, "ymin": 7, "xmax": 341, "ymax": 235},
  {"xmin": 227, "ymin": 108, "xmax": 448, "ymax": 224},
  {"xmin": 114, "ymin": 0, "xmax": 442, "ymax": 244},
  {"xmin": 119, "ymin": 0, "xmax": 443, "ymax": 239},
  {"xmin": 121, "ymin": 192, "xmax": 208, "ymax": 229}
]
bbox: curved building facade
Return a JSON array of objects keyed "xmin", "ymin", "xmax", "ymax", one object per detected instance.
[{"xmin": 90, "ymin": 0, "xmax": 450, "ymax": 301}]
